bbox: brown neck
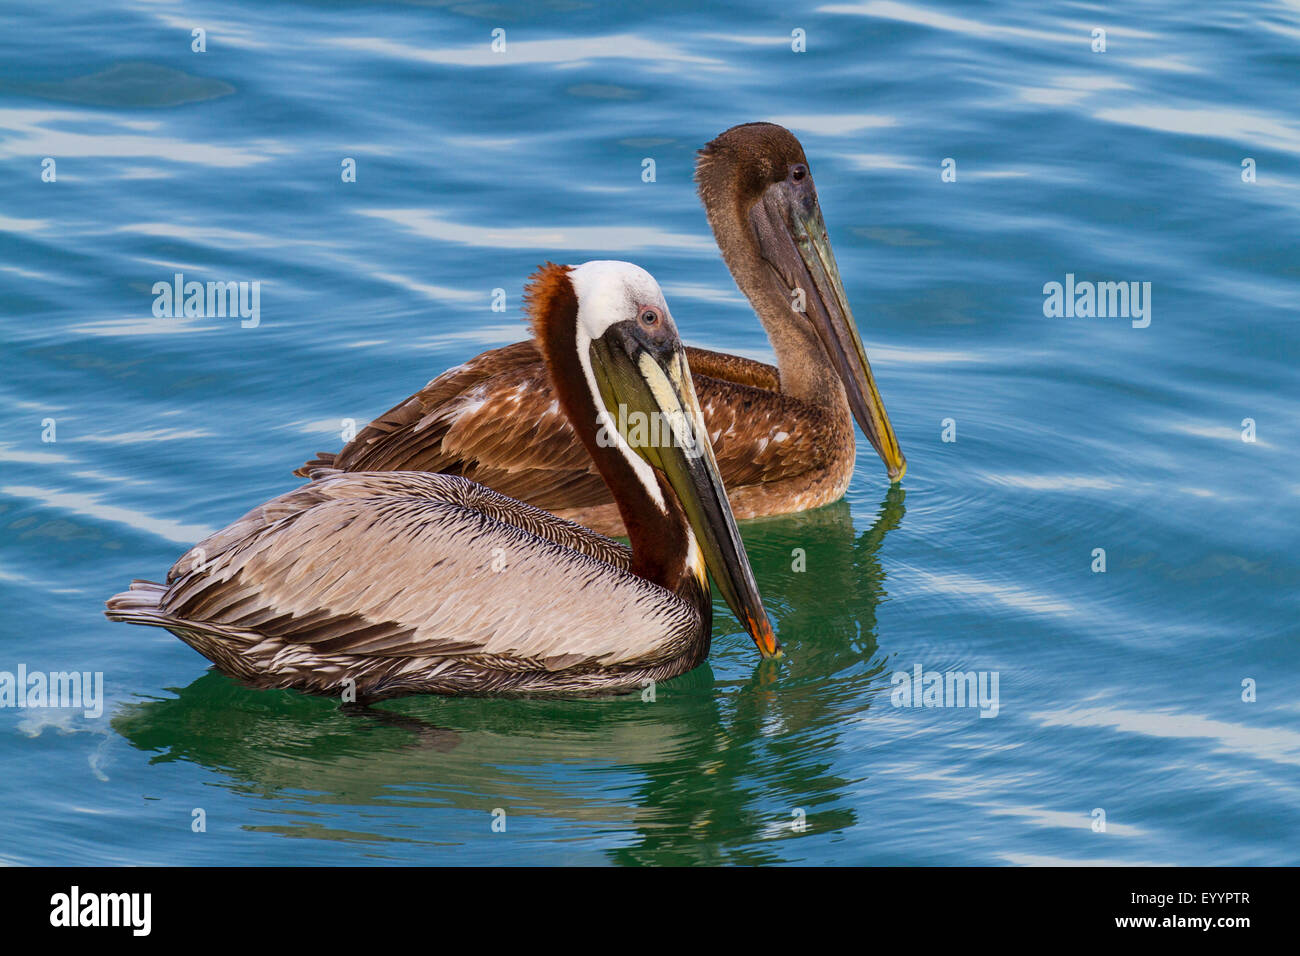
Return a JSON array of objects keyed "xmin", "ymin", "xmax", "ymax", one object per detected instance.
[
  {"xmin": 529, "ymin": 268, "xmax": 694, "ymax": 596},
  {"xmin": 700, "ymin": 190, "xmax": 846, "ymax": 411}
]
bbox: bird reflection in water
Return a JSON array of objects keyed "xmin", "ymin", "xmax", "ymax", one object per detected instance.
[{"xmin": 111, "ymin": 487, "xmax": 905, "ymax": 864}]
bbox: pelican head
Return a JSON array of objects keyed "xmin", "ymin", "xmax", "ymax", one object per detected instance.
[
  {"xmin": 695, "ymin": 122, "xmax": 906, "ymax": 483},
  {"xmin": 528, "ymin": 260, "xmax": 780, "ymax": 659}
]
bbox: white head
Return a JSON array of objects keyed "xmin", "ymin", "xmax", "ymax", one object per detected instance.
[
  {"xmin": 569, "ymin": 261, "xmax": 673, "ymax": 342},
  {"xmin": 566, "ymin": 261, "xmax": 681, "ymax": 512}
]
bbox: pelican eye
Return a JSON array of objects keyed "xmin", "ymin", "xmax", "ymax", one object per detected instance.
[
  {"xmin": 790, "ymin": 163, "xmax": 808, "ymax": 182},
  {"xmin": 639, "ymin": 308, "xmax": 660, "ymax": 328}
]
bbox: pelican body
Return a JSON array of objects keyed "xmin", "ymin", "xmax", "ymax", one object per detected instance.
[
  {"xmin": 106, "ymin": 262, "xmax": 779, "ymax": 700},
  {"xmin": 295, "ymin": 123, "xmax": 905, "ymax": 537}
]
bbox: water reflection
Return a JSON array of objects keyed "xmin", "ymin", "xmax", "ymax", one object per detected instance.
[{"xmin": 110, "ymin": 488, "xmax": 905, "ymax": 863}]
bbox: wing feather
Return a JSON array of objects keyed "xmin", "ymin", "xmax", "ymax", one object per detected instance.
[
  {"xmin": 294, "ymin": 341, "xmax": 818, "ymax": 512},
  {"xmin": 162, "ymin": 473, "xmax": 687, "ymax": 670}
]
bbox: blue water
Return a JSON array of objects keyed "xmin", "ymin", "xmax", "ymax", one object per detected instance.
[{"xmin": 2, "ymin": 0, "xmax": 1297, "ymax": 866}]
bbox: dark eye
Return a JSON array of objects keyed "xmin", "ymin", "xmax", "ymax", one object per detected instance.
[
  {"xmin": 639, "ymin": 308, "xmax": 660, "ymax": 327},
  {"xmin": 790, "ymin": 163, "xmax": 808, "ymax": 182}
]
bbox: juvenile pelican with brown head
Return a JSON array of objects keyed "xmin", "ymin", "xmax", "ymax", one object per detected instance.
[{"xmin": 295, "ymin": 123, "xmax": 905, "ymax": 536}]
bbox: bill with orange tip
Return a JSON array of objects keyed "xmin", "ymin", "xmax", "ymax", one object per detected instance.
[{"xmin": 585, "ymin": 271, "xmax": 783, "ymax": 659}]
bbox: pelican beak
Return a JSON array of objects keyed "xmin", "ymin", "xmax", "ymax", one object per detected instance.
[
  {"xmin": 749, "ymin": 180, "xmax": 907, "ymax": 483},
  {"xmin": 590, "ymin": 322, "xmax": 782, "ymax": 659}
]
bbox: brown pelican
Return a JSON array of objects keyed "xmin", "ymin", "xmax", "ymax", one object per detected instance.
[
  {"xmin": 106, "ymin": 261, "xmax": 780, "ymax": 700},
  {"xmin": 295, "ymin": 123, "xmax": 905, "ymax": 537}
]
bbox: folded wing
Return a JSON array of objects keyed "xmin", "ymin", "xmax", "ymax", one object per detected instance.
[
  {"xmin": 150, "ymin": 473, "xmax": 694, "ymax": 675},
  {"xmin": 294, "ymin": 342, "xmax": 823, "ymax": 512}
]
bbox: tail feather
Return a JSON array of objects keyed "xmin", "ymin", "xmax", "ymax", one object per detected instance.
[
  {"xmin": 292, "ymin": 452, "xmax": 337, "ymax": 478},
  {"xmin": 106, "ymin": 581, "xmax": 269, "ymax": 684},
  {"xmin": 104, "ymin": 580, "xmax": 170, "ymax": 625}
]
